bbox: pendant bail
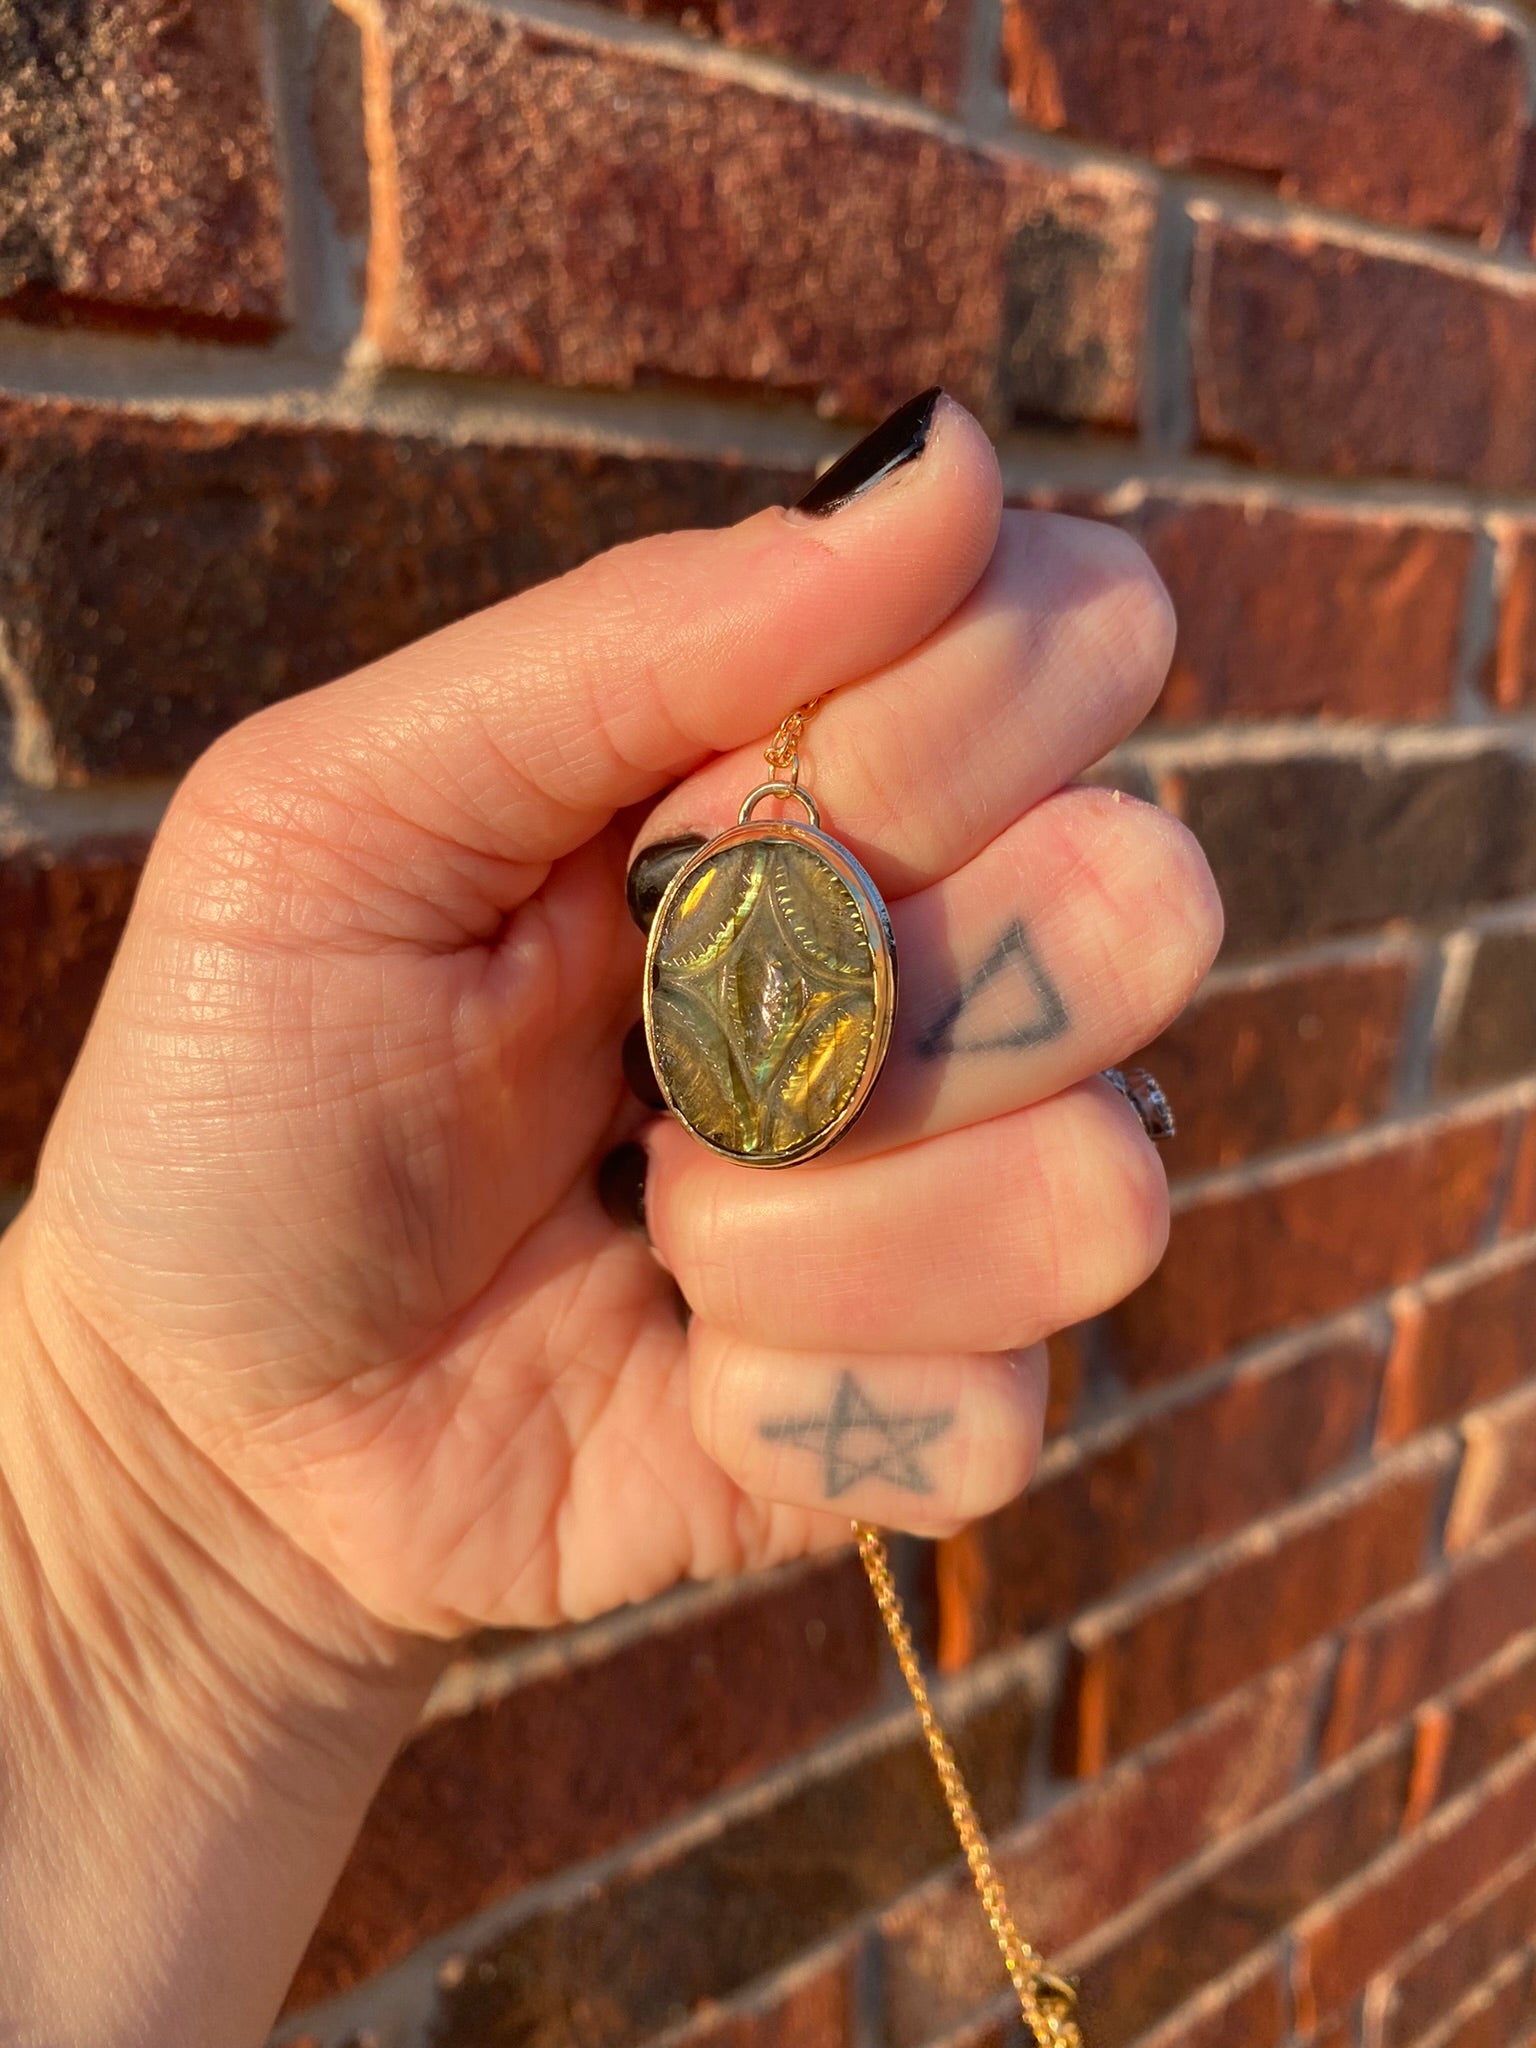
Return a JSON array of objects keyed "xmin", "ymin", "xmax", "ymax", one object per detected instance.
[{"xmin": 737, "ymin": 780, "xmax": 822, "ymax": 829}]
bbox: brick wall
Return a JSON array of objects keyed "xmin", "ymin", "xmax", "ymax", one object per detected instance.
[{"xmin": 4, "ymin": 3, "xmax": 1536, "ymax": 2045}]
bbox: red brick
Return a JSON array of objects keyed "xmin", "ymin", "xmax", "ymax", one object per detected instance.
[
  {"xmin": 1378, "ymin": 1849, "xmax": 1536, "ymax": 2048},
  {"xmin": 1061, "ymin": 1453, "xmax": 1449, "ymax": 1773},
  {"xmin": 1129, "ymin": 1961, "xmax": 1286, "ymax": 2048},
  {"xmin": 0, "ymin": 836, "xmax": 147, "ymax": 1187},
  {"xmin": 1073, "ymin": 1739, "xmax": 1414, "ymax": 2047},
  {"xmin": 1448, "ymin": 1388, "xmax": 1536, "ymax": 1551},
  {"xmin": 349, "ymin": 2, "xmax": 1152, "ymax": 426},
  {"xmin": 1441, "ymin": 921, "xmax": 1536, "ymax": 1097},
  {"xmin": 662, "ymin": 1950, "xmax": 857, "ymax": 2048},
  {"xmin": 1134, "ymin": 499, "xmax": 1473, "ymax": 723},
  {"xmin": 1320, "ymin": 1520, "xmax": 1536, "ymax": 1763},
  {"xmin": 1489, "ymin": 527, "xmax": 1536, "ymax": 712},
  {"xmin": 1043, "ymin": 1324, "xmax": 1084, "ymax": 1438},
  {"xmin": 0, "ymin": 0, "xmax": 284, "ymax": 334},
  {"xmin": 1421, "ymin": 1960, "xmax": 1535, "ymax": 2048},
  {"xmin": 0, "ymin": 398, "xmax": 805, "ymax": 784},
  {"xmin": 1168, "ymin": 747, "xmax": 1536, "ymax": 960},
  {"xmin": 1439, "ymin": 1629, "xmax": 1536, "ymax": 1806},
  {"xmin": 429, "ymin": 1680, "xmax": 1032, "ymax": 2048},
  {"xmin": 291, "ymin": 1557, "xmax": 882, "ymax": 2006},
  {"xmin": 1192, "ymin": 215, "xmax": 1536, "ymax": 489},
  {"xmin": 1436, "ymin": 926, "xmax": 1536, "ymax": 1095},
  {"xmin": 937, "ymin": 1332, "xmax": 1382, "ymax": 1658},
  {"xmin": 880, "ymin": 1653, "xmax": 1328, "ymax": 2043},
  {"xmin": 1378, "ymin": 1248, "xmax": 1536, "ymax": 1444},
  {"xmin": 1139, "ymin": 958, "xmax": 1412, "ymax": 1177},
  {"xmin": 1002, "ymin": 0, "xmax": 1524, "ymax": 241},
  {"xmin": 1505, "ymin": 1115, "xmax": 1536, "ymax": 1237},
  {"xmin": 1109, "ymin": 1116, "xmax": 1509, "ymax": 1385},
  {"xmin": 594, "ymin": 0, "xmax": 971, "ymax": 107},
  {"xmin": 1293, "ymin": 1739, "xmax": 1536, "ymax": 2026}
]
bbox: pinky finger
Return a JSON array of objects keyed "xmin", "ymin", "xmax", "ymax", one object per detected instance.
[{"xmin": 690, "ymin": 1327, "xmax": 1048, "ymax": 1537}]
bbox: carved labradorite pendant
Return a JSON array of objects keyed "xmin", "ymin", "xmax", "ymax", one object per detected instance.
[{"xmin": 643, "ymin": 781, "xmax": 897, "ymax": 1167}]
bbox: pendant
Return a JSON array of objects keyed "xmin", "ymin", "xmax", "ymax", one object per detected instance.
[{"xmin": 643, "ymin": 780, "xmax": 897, "ymax": 1167}]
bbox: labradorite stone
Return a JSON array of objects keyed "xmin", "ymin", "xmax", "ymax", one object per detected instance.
[{"xmin": 648, "ymin": 835, "xmax": 878, "ymax": 1162}]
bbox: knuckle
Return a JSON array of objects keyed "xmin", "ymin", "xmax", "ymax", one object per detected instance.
[
  {"xmin": 1005, "ymin": 512, "xmax": 1176, "ymax": 729},
  {"xmin": 1025, "ymin": 1090, "xmax": 1170, "ymax": 1321},
  {"xmin": 662, "ymin": 1164, "xmax": 750, "ymax": 1332}
]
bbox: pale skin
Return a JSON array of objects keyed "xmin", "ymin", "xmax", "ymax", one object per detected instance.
[{"xmin": 0, "ymin": 396, "xmax": 1222, "ymax": 2047}]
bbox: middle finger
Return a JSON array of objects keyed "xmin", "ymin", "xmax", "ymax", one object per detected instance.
[{"xmin": 628, "ymin": 508, "xmax": 1176, "ymax": 901}]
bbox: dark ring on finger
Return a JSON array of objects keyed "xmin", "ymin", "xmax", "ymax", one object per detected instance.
[{"xmin": 1101, "ymin": 1066, "xmax": 1176, "ymax": 1142}]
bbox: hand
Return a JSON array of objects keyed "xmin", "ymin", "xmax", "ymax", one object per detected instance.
[{"xmin": 15, "ymin": 395, "xmax": 1220, "ymax": 1645}]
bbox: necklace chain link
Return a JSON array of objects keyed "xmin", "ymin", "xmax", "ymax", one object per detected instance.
[
  {"xmin": 853, "ymin": 1525, "xmax": 1083, "ymax": 2046},
  {"xmin": 763, "ymin": 698, "xmax": 823, "ymax": 787},
  {"xmin": 757, "ymin": 696, "xmax": 1079, "ymax": 2041}
]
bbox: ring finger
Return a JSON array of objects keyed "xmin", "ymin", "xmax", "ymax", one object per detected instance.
[{"xmin": 643, "ymin": 1077, "xmax": 1168, "ymax": 1355}]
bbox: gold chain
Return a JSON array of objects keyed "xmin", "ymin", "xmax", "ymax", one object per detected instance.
[
  {"xmin": 765, "ymin": 694, "xmax": 1080, "ymax": 2039},
  {"xmin": 853, "ymin": 1524, "xmax": 1083, "ymax": 2047},
  {"xmin": 763, "ymin": 698, "xmax": 822, "ymax": 786}
]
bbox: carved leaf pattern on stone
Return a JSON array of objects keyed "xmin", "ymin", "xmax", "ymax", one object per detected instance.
[{"xmin": 651, "ymin": 838, "xmax": 878, "ymax": 1158}]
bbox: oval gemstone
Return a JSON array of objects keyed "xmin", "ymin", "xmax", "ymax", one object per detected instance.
[{"xmin": 647, "ymin": 832, "xmax": 882, "ymax": 1164}]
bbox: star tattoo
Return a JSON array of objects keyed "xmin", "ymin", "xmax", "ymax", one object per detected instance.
[{"xmin": 758, "ymin": 1372, "xmax": 955, "ymax": 1497}]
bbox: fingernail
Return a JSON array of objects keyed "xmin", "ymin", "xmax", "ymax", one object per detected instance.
[
  {"xmin": 622, "ymin": 1019, "xmax": 667, "ymax": 1111},
  {"xmin": 598, "ymin": 1140, "xmax": 649, "ymax": 1234},
  {"xmin": 790, "ymin": 387, "xmax": 944, "ymax": 519},
  {"xmin": 627, "ymin": 834, "xmax": 708, "ymax": 934}
]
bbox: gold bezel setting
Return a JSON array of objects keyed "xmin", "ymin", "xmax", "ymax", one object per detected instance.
[{"xmin": 642, "ymin": 814, "xmax": 897, "ymax": 1169}]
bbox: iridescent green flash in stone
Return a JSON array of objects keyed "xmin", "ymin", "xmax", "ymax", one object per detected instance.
[{"xmin": 645, "ymin": 827, "xmax": 891, "ymax": 1165}]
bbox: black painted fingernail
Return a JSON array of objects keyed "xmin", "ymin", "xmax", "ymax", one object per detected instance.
[
  {"xmin": 622, "ymin": 1019, "xmax": 667, "ymax": 1110},
  {"xmin": 598, "ymin": 1141, "xmax": 649, "ymax": 1234},
  {"xmin": 791, "ymin": 387, "xmax": 944, "ymax": 519},
  {"xmin": 627, "ymin": 834, "xmax": 708, "ymax": 934}
]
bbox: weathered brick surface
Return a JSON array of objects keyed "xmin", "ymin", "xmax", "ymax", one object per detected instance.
[
  {"xmin": 1447, "ymin": 1389, "xmax": 1536, "ymax": 1551},
  {"xmin": 1292, "ymin": 1740, "xmax": 1536, "ymax": 2028},
  {"xmin": 1108, "ymin": 1115, "xmax": 1508, "ymax": 1384},
  {"xmin": 1166, "ymin": 746, "xmax": 1536, "ymax": 959},
  {"xmin": 1319, "ymin": 1520, "xmax": 1536, "ymax": 1762},
  {"xmin": 596, "ymin": 0, "xmax": 972, "ymax": 106},
  {"xmin": 663, "ymin": 1950, "xmax": 859, "ymax": 2048},
  {"xmin": 1507, "ymin": 1115, "xmax": 1536, "ymax": 1236},
  {"xmin": 1072, "ymin": 1738, "xmax": 1414, "ymax": 2047},
  {"xmin": 879, "ymin": 1654, "xmax": 1328, "ymax": 2043},
  {"xmin": 1437, "ymin": 926, "xmax": 1536, "ymax": 1095},
  {"xmin": 1002, "ymin": 0, "xmax": 1525, "ymax": 240},
  {"xmin": 0, "ymin": 836, "xmax": 147, "ymax": 1187},
  {"xmin": 1192, "ymin": 215, "xmax": 1536, "ymax": 488},
  {"xmin": 1377, "ymin": 1248, "xmax": 1536, "ymax": 1443},
  {"xmin": 1378, "ymin": 1849, "xmax": 1536, "ymax": 2048},
  {"xmin": 291, "ymin": 1558, "xmax": 881, "ymax": 2005},
  {"xmin": 1438, "ymin": 1631, "xmax": 1536, "ymax": 1806},
  {"xmin": 1138, "ymin": 958, "xmax": 1411, "ymax": 1176},
  {"xmin": 1489, "ymin": 526, "xmax": 1536, "ymax": 712},
  {"xmin": 1060, "ymin": 1452, "xmax": 1448, "ymax": 1774},
  {"xmin": 429, "ymin": 1684, "xmax": 1032, "ymax": 2048},
  {"xmin": 1134, "ymin": 499, "xmax": 1472, "ymax": 724},
  {"xmin": 349, "ymin": 4, "xmax": 1152, "ymax": 426},
  {"xmin": 0, "ymin": 399, "xmax": 804, "ymax": 785},
  {"xmin": 1042, "ymin": 1325, "xmax": 1085, "ymax": 1438},
  {"xmin": 1425, "ymin": 1960, "xmax": 1536, "ymax": 2048},
  {"xmin": 936, "ymin": 1332, "xmax": 1381, "ymax": 1657},
  {"xmin": 0, "ymin": 0, "xmax": 285, "ymax": 333},
  {"xmin": 1129, "ymin": 1962, "xmax": 1286, "ymax": 2048}
]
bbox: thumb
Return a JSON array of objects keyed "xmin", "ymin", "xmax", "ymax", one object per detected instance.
[{"xmin": 184, "ymin": 392, "xmax": 1001, "ymax": 890}]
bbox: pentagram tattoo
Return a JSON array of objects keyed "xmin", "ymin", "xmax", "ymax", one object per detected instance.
[
  {"xmin": 759, "ymin": 1372, "xmax": 954, "ymax": 1497},
  {"xmin": 916, "ymin": 917, "xmax": 1069, "ymax": 1059}
]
